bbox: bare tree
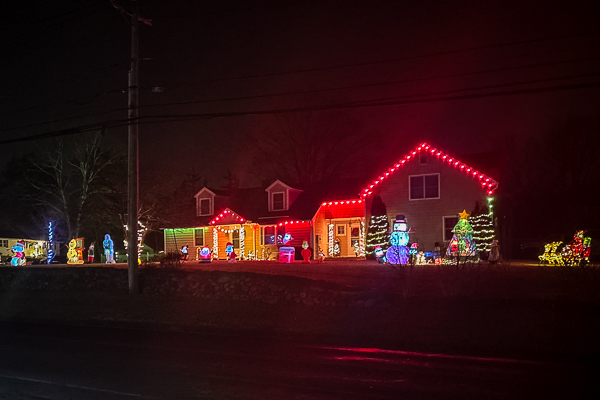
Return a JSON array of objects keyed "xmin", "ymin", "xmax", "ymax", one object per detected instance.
[
  {"xmin": 25, "ymin": 132, "xmax": 122, "ymax": 240},
  {"xmin": 247, "ymin": 112, "xmax": 376, "ymax": 186}
]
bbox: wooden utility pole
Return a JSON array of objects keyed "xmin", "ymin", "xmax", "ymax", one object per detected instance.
[
  {"xmin": 111, "ymin": 0, "xmax": 151, "ymax": 294},
  {"xmin": 127, "ymin": 0, "xmax": 140, "ymax": 294}
]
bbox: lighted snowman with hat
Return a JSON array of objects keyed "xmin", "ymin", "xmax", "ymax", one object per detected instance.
[{"xmin": 386, "ymin": 215, "xmax": 410, "ymax": 265}]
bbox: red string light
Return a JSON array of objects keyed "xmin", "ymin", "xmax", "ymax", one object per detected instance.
[
  {"xmin": 209, "ymin": 208, "xmax": 247, "ymax": 225},
  {"xmin": 360, "ymin": 142, "xmax": 498, "ymax": 197}
]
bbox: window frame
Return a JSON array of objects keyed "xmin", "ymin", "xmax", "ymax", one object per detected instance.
[
  {"xmin": 261, "ymin": 225, "xmax": 276, "ymax": 245},
  {"xmin": 336, "ymin": 225, "xmax": 346, "ymax": 236},
  {"xmin": 443, "ymin": 215, "xmax": 459, "ymax": 241},
  {"xmin": 198, "ymin": 198, "xmax": 212, "ymax": 216},
  {"xmin": 409, "ymin": 173, "xmax": 440, "ymax": 201},
  {"xmin": 194, "ymin": 228, "xmax": 204, "ymax": 246},
  {"xmin": 271, "ymin": 191, "xmax": 286, "ymax": 211}
]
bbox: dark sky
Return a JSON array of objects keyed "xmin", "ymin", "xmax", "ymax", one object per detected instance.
[{"xmin": 1, "ymin": 0, "xmax": 599, "ymax": 193}]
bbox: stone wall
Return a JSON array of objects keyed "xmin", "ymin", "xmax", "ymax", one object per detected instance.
[{"xmin": 0, "ymin": 268, "xmax": 389, "ymax": 309}]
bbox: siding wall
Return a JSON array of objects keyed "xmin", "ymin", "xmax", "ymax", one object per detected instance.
[{"xmin": 366, "ymin": 157, "xmax": 489, "ymax": 252}]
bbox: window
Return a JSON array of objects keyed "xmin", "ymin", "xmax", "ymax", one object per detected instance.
[
  {"xmin": 194, "ymin": 229, "xmax": 204, "ymax": 246},
  {"xmin": 262, "ymin": 226, "xmax": 276, "ymax": 245},
  {"xmin": 198, "ymin": 198, "xmax": 211, "ymax": 216},
  {"xmin": 410, "ymin": 174, "xmax": 439, "ymax": 200},
  {"xmin": 272, "ymin": 192, "xmax": 285, "ymax": 211},
  {"xmin": 350, "ymin": 227, "xmax": 360, "ymax": 247},
  {"xmin": 277, "ymin": 225, "xmax": 287, "ymax": 244},
  {"xmin": 444, "ymin": 216, "xmax": 459, "ymax": 241},
  {"xmin": 231, "ymin": 231, "xmax": 240, "ymax": 249},
  {"xmin": 336, "ymin": 225, "xmax": 346, "ymax": 235},
  {"xmin": 0, "ymin": 239, "xmax": 8, "ymax": 247}
]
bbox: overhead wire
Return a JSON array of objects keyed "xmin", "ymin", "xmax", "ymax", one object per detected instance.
[{"xmin": 2, "ymin": 77, "xmax": 599, "ymax": 145}]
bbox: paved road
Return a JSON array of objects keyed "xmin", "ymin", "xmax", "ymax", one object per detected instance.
[{"xmin": 0, "ymin": 321, "xmax": 595, "ymax": 399}]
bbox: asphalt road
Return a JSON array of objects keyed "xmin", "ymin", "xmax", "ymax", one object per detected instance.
[{"xmin": 0, "ymin": 321, "xmax": 596, "ymax": 400}]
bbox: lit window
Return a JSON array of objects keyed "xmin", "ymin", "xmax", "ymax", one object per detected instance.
[
  {"xmin": 410, "ymin": 174, "xmax": 439, "ymax": 200},
  {"xmin": 272, "ymin": 192, "xmax": 285, "ymax": 211},
  {"xmin": 194, "ymin": 229, "xmax": 204, "ymax": 246}
]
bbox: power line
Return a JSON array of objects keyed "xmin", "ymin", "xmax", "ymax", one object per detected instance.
[
  {"xmin": 206, "ymin": 30, "xmax": 600, "ymax": 82},
  {"xmin": 2, "ymin": 54, "xmax": 596, "ymax": 132},
  {"xmin": 2, "ymin": 79, "xmax": 598, "ymax": 145}
]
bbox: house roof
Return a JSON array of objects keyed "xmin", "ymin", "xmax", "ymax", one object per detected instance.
[
  {"xmin": 161, "ymin": 178, "xmax": 364, "ymax": 229},
  {"xmin": 360, "ymin": 142, "xmax": 500, "ymax": 198}
]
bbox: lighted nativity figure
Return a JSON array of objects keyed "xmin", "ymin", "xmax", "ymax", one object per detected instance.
[
  {"xmin": 103, "ymin": 234, "xmax": 116, "ymax": 264},
  {"xmin": 11, "ymin": 241, "xmax": 26, "ymax": 266},
  {"xmin": 67, "ymin": 239, "xmax": 84, "ymax": 264},
  {"xmin": 446, "ymin": 210, "xmax": 477, "ymax": 257},
  {"xmin": 386, "ymin": 215, "xmax": 410, "ymax": 265}
]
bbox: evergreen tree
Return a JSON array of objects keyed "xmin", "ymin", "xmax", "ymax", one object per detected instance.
[
  {"xmin": 365, "ymin": 195, "xmax": 390, "ymax": 259},
  {"xmin": 469, "ymin": 202, "xmax": 494, "ymax": 252}
]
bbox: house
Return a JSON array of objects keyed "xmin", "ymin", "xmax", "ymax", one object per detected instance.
[
  {"xmin": 161, "ymin": 142, "xmax": 498, "ymax": 260},
  {"xmin": 0, "ymin": 231, "xmax": 49, "ymax": 262},
  {"xmin": 361, "ymin": 142, "xmax": 499, "ymax": 252},
  {"xmin": 162, "ymin": 179, "xmax": 366, "ymax": 260}
]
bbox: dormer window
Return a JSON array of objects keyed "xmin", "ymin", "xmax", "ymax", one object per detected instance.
[
  {"xmin": 199, "ymin": 198, "xmax": 211, "ymax": 215},
  {"xmin": 272, "ymin": 192, "xmax": 285, "ymax": 211}
]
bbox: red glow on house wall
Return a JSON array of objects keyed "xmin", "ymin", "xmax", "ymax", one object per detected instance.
[
  {"xmin": 319, "ymin": 199, "xmax": 364, "ymax": 219},
  {"xmin": 360, "ymin": 142, "xmax": 499, "ymax": 197}
]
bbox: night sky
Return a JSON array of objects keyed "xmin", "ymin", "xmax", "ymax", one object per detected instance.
[{"xmin": 1, "ymin": 0, "xmax": 599, "ymax": 194}]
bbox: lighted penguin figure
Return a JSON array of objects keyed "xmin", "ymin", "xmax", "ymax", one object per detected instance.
[
  {"xmin": 11, "ymin": 241, "xmax": 26, "ymax": 266},
  {"xmin": 103, "ymin": 234, "xmax": 116, "ymax": 264},
  {"xmin": 199, "ymin": 245, "xmax": 212, "ymax": 263},
  {"xmin": 385, "ymin": 215, "xmax": 410, "ymax": 265},
  {"xmin": 301, "ymin": 240, "xmax": 311, "ymax": 263},
  {"xmin": 67, "ymin": 239, "xmax": 84, "ymax": 264}
]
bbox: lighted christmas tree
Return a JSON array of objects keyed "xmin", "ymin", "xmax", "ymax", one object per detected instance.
[
  {"xmin": 469, "ymin": 202, "xmax": 494, "ymax": 252},
  {"xmin": 446, "ymin": 210, "xmax": 477, "ymax": 256},
  {"xmin": 366, "ymin": 195, "xmax": 389, "ymax": 259}
]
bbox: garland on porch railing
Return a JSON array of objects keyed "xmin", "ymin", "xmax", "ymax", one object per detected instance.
[{"xmin": 212, "ymin": 228, "xmax": 218, "ymax": 259}]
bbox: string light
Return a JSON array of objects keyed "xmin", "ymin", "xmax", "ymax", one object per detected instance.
[
  {"xmin": 360, "ymin": 142, "xmax": 499, "ymax": 198},
  {"xmin": 212, "ymin": 228, "xmax": 219, "ymax": 259},
  {"xmin": 328, "ymin": 223, "xmax": 334, "ymax": 257},
  {"xmin": 359, "ymin": 221, "xmax": 365, "ymax": 257},
  {"xmin": 240, "ymin": 225, "xmax": 245, "ymax": 259},
  {"xmin": 47, "ymin": 221, "xmax": 55, "ymax": 264},
  {"xmin": 209, "ymin": 208, "xmax": 246, "ymax": 225}
]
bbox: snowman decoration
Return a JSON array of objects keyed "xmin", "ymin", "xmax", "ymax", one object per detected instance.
[{"xmin": 386, "ymin": 215, "xmax": 410, "ymax": 265}]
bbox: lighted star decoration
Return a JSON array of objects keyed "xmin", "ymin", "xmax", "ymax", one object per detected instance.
[{"xmin": 459, "ymin": 210, "xmax": 470, "ymax": 220}]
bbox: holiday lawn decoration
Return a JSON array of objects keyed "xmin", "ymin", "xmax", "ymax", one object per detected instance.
[
  {"xmin": 47, "ymin": 221, "xmax": 55, "ymax": 264},
  {"xmin": 199, "ymin": 245, "xmax": 212, "ymax": 263},
  {"xmin": 562, "ymin": 231, "xmax": 592, "ymax": 266},
  {"xmin": 301, "ymin": 240, "xmax": 311, "ymax": 263},
  {"xmin": 11, "ymin": 241, "xmax": 26, "ymax": 266},
  {"xmin": 225, "ymin": 242, "xmax": 236, "ymax": 262},
  {"xmin": 386, "ymin": 215, "xmax": 410, "ymax": 265},
  {"xmin": 365, "ymin": 195, "xmax": 389, "ymax": 259},
  {"xmin": 539, "ymin": 241, "xmax": 564, "ymax": 265},
  {"xmin": 67, "ymin": 238, "xmax": 84, "ymax": 264},
  {"xmin": 469, "ymin": 206, "xmax": 494, "ymax": 253},
  {"xmin": 374, "ymin": 245, "xmax": 385, "ymax": 263},
  {"xmin": 103, "ymin": 234, "xmax": 116, "ymax": 264},
  {"xmin": 446, "ymin": 210, "xmax": 477, "ymax": 257}
]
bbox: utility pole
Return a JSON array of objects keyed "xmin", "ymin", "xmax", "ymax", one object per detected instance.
[{"xmin": 111, "ymin": 0, "xmax": 151, "ymax": 294}]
